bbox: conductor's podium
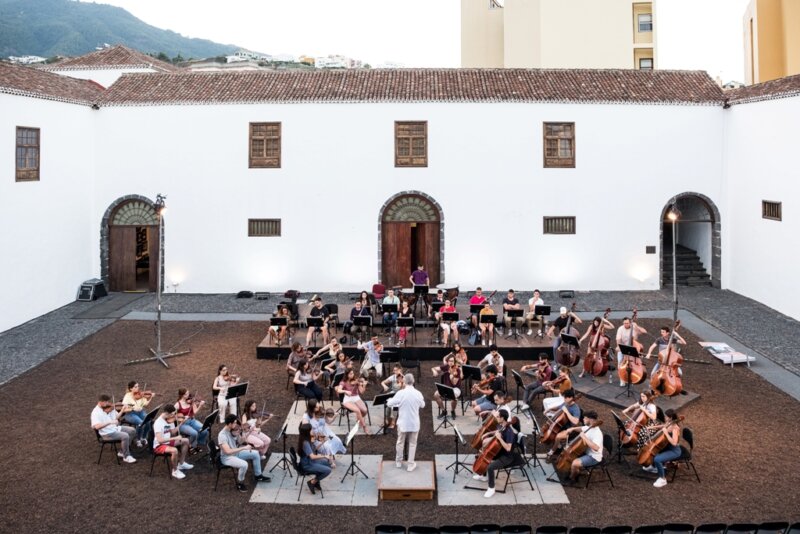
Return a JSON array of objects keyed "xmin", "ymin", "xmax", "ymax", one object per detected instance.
[{"xmin": 377, "ymin": 460, "xmax": 436, "ymax": 501}]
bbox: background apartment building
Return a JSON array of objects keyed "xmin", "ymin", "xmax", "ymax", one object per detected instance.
[
  {"xmin": 743, "ymin": 0, "xmax": 800, "ymax": 84},
  {"xmin": 461, "ymin": 0, "xmax": 655, "ymax": 69}
]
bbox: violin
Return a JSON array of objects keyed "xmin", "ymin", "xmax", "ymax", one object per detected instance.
[
  {"xmin": 555, "ymin": 419, "xmax": 603, "ymax": 474},
  {"xmin": 618, "ymin": 307, "xmax": 648, "ymax": 385},
  {"xmin": 472, "ymin": 375, "xmax": 493, "ymax": 394},
  {"xmin": 637, "ymin": 416, "xmax": 684, "ymax": 466},
  {"xmin": 584, "ymin": 308, "xmax": 611, "ymax": 377},
  {"xmin": 650, "ymin": 320, "xmax": 683, "ymax": 396},
  {"xmin": 556, "ymin": 302, "xmax": 581, "ymax": 368}
]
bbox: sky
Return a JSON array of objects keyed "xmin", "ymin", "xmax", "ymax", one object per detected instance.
[{"xmin": 98, "ymin": 0, "xmax": 751, "ymax": 81}]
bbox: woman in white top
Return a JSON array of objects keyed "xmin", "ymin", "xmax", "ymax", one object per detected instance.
[
  {"xmin": 240, "ymin": 399, "xmax": 273, "ymax": 460},
  {"xmin": 301, "ymin": 399, "xmax": 346, "ymax": 456},
  {"xmin": 212, "ymin": 364, "xmax": 240, "ymax": 422},
  {"xmin": 335, "ymin": 368, "xmax": 370, "ymax": 434}
]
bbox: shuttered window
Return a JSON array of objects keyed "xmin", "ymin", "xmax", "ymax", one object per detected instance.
[
  {"xmin": 543, "ymin": 216, "xmax": 576, "ymax": 235},
  {"xmin": 16, "ymin": 126, "xmax": 40, "ymax": 181},
  {"xmin": 543, "ymin": 122, "xmax": 575, "ymax": 168},
  {"xmin": 249, "ymin": 122, "xmax": 281, "ymax": 168},
  {"xmin": 395, "ymin": 121, "xmax": 428, "ymax": 167},
  {"xmin": 248, "ymin": 219, "xmax": 282, "ymax": 237},
  {"xmin": 762, "ymin": 201, "xmax": 781, "ymax": 221}
]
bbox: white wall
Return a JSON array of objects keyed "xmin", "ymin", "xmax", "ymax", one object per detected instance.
[
  {"xmin": 724, "ymin": 96, "xmax": 800, "ymax": 320},
  {"xmin": 0, "ymin": 94, "xmax": 96, "ymax": 333},
  {"xmin": 93, "ymin": 101, "xmax": 724, "ymax": 295}
]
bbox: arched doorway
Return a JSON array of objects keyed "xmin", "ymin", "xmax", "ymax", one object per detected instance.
[
  {"xmin": 660, "ymin": 192, "xmax": 721, "ymax": 288},
  {"xmin": 101, "ymin": 196, "xmax": 159, "ymax": 292},
  {"xmin": 379, "ymin": 192, "xmax": 444, "ymax": 288}
]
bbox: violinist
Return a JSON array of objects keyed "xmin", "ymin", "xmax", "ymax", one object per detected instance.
[
  {"xmin": 645, "ymin": 326, "xmax": 686, "ymax": 376},
  {"xmin": 616, "ymin": 316, "xmax": 648, "ymax": 387},
  {"xmin": 294, "ymin": 358, "xmax": 324, "ymax": 402},
  {"xmin": 213, "ymin": 364, "xmax": 240, "ymax": 422},
  {"xmin": 542, "ymin": 367, "xmax": 573, "ymax": 416},
  {"xmin": 301, "ymin": 399, "xmax": 345, "ymax": 456},
  {"xmin": 314, "ymin": 338, "xmax": 342, "ymax": 362},
  {"xmin": 547, "ymin": 306, "xmax": 583, "ymax": 353},
  {"xmin": 174, "ymin": 388, "xmax": 208, "ymax": 451},
  {"xmin": 153, "ymin": 405, "xmax": 193, "ymax": 480},
  {"xmin": 544, "ymin": 389, "xmax": 582, "ymax": 460},
  {"xmin": 478, "ymin": 300, "xmax": 497, "ymax": 346},
  {"xmin": 323, "ymin": 350, "xmax": 351, "ymax": 384},
  {"xmin": 433, "ymin": 355, "xmax": 462, "ymax": 420},
  {"xmin": 121, "ymin": 381, "xmax": 156, "ymax": 448},
  {"xmin": 623, "ymin": 390, "xmax": 659, "ymax": 448},
  {"xmin": 472, "ymin": 408, "xmax": 522, "ymax": 499},
  {"xmin": 218, "ymin": 414, "xmax": 271, "ymax": 492},
  {"xmin": 287, "ymin": 342, "xmax": 308, "ymax": 376},
  {"xmin": 380, "ymin": 364, "xmax": 404, "ymax": 428},
  {"xmin": 298, "ymin": 422, "xmax": 333, "ymax": 494},
  {"xmin": 519, "ymin": 352, "xmax": 553, "ymax": 411},
  {"xmin": 336, "ymin": 368, "xmax": 371, "ymax": 435},
  {"xmin": 471, "ymin": 365, "xmax": 505, "ymax": 416},
  {"xmin": 478, "ymin": 344, "xmax": 505, "ymax": 376},
  {"xmin": 448, "ymin": 342, "xmax": 469, "ymax": 366},
  {"xmin": 358, "ymin": 335, "xmax": 383, "ymax": 379},
  {"xmin": 91, "ymin": 394, "xmax": 136, "ymax": 463},
  {"xmin": 578, "ymin": 315, "xmax": 615, "ymax": 379},
  {"xmin": 557, "ymin": 410, "xmax": 603, "ymax": 486},
  {"xmin": 642, "ymin": 408, "xmax": 682, "ymax": 488},
  {"xmin": 241, "ymin": 399, "xmax": 273, "ymax": 460}
]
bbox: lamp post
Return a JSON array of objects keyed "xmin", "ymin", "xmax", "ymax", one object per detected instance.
[{"xmin": 667, "ymin": 204, "xmax": 681, "ymax": 323}]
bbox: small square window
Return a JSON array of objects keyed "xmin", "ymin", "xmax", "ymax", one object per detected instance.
[
  {"xmin": 762, "ymin": 201, "xmax": 782, "ymax": 221},
  {"xmin": 639, "ymin": 58, "xmax": 654, "ymax": 70},
  {"xmin": 638, "ymin": 13, "xmax": 653, "ymax": 32},
  {"xmin": 248, "ymin": 219, "xmax": 281, "ymax": 236},
  {"xmin": 16, "ymin": 126, "xmax": 40, "ymax": 181},
  {"xmin": 543, "ymin": 216, "xmax": 576, "ymax": 235}
]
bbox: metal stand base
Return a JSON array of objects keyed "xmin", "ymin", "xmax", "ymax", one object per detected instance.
[{"xmin": 126, "ymin": 348, "xmax": 191, "ymax": 368}]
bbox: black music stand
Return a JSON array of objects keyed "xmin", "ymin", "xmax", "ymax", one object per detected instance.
[
  {"xmin": 445, "ymin": 425, "xmax": 473, "ymax": 482},
  {"xmin": 434, "ymin": 383, "xmax": 458, "ymax": 432},
  {"xmin": 461, "ymin": 364, "xmax": 482, "ymax": 402},
  {"xmin": 397, "ymin": 316, "xmax": 415, "ymax": 343},
  {"xmin": 226, "ymin": 382, "xmax": 248, "ymax": 416},
  {"xmin": 615, "ymin": 344, "xmax": 642, "ymax": 399},
  {"xmin": 306, "ymin": 316, "xmax": 325, "ymax": 347},
  {"xmin": 430, "ymin": 301, "xmax": 445, "ymax": 344},
  {"xmin": 479, "ymin": 313, "xmax": 497, "ymax": 345},
  {"xmin": 413, "ymin": 285, "xmax": 429, "ymax": 318},
  {"xmin": 525, "ymin": 410, "xmax": 546, "ymax": 475},
  {"xmin": 352, "ymin": 315, "xmax": 372, "ymax": 343},
  {"xmin": 269, "ymin": 422, "xmax": 293, "ymax": 477},
  {"xmin": 373, "ymin": 390, "xmax": 397, "ymax": 435},
  {"xmin": 505, "ymin": 309, "xmax": 524, "ymax": 339},
  {"xmin": 560, "ymin": 332, "xmax": 580, "ymax": 350},
  {"xmin": 382, "ymin": 303, "xmax": 399, "ymax": 341},
  {"xmin": 533, "ymin": 305, "xmax": 551, "ymax": 339},
  {"xmin": 340, "ymin": 423, "xmax": 368, "ymax": 482},
  {"xmin": 142, "ymin": 403, "xmax": 163, "ymax": 431},
  {"xmin": 270, "ymin": 316, "xmax": 288, "ymax": 346},
  {"xmin": 200, "ymin": 409, "xmax": 219, "ymax": 434},
  {"xmin": 510, "ymin": 370, "xmax": 525, "ymax": 413}
]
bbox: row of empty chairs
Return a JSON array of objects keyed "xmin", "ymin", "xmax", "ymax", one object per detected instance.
[{"xmin": 376, "ymin": 522, "xmax": 799, "ymax": 534}]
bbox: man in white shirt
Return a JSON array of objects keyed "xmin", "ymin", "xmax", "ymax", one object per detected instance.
[
  {"xmin": 91, "ymin": 394, "xmax": 137, "ymax": 463},
  {"xmin": 218, "ymin": 414, "xmax": 271, "ymax": 492},
  {"xmin": 382, "ymin": 289, "xmax": 401, "ymax": 332},
  {"xmin": 153, "ymin": 404, "xmax": 193, "ymax": 480},
  {"xmin": 478, "ymin": 345, "xmax": 505, "ymax": 376},
  {"xmin": 386, "ymin": 374, "xmax": 425, "ymax": 472},
  {"xmin": 358, "ymin": 336, "xmax": 384, "ymax": 379},
  {"xmin": 559, "ymin": 410, "xmax": 604, "ymax": 486},
  {"xmin": 526, "ymin": 289, "xmax": 544, "ymax": 336}
]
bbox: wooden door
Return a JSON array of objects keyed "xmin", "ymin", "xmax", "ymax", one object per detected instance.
[
  {"xmin": 418, "ymin": 222, "xmax": 440, "ymax": 286},
  {"xmin": 109, "ymin": 226, "xmax": 136, "ymax": 291},
  {"xmin": 382, "ymin": 222, "xmax": 411, "ymax": 288},
  {"xmin": 147, "ymin": 226, "xmax": 159, "ymax": 292}
]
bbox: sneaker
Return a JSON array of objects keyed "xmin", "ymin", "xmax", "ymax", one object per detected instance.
[
  {"xmin": 117, "ymin": 452, "xmax": 125, "ymax": 458},
  {"xmin": 484, "ymin": 487, "xmax": 496, "ymax": 498},
  {"xmin": 237, "ymin": 482, "xmax": 248, "ymax": 492},
  {"xmin": 255, "ymin": 474, "xmax": 272, "ymax": 482},
  {"xmin": 171, "ymin": 469, "xmax": 186, "ymax": 480},
  {"xmin": 177, "ymin": 462, "xmax": 194, "ymax": 470},
  {"xmin": 141, "ymin": 438, "xmax": 148, "ymax": 447},
  {"xmin": 407, "ymin": 462, "xmax": 417, "ymax": 472},
  {"xmin": 537, "ymin": 330, "xmax": 543, "ymax": 337},
  {"xmin": 520, "ymin": 403, "xmax": 530, "ymax": 412},
  {"xmin": 472, "ymin": 474, "xmax": 488, "ymax": 481},
  {"xmin": 653, "ymin": 477, "xmax": 667, "ymax": 488},
  {"xmin": 123, "ymin": 455, "xmax": 137, "ymax": 463},
  {"xmin": 497, "ymin": 328, "xmax": 504, "ymax": 335},
  {"xmin": 260, "ymin": 455, "xmax": 267, "ymax": 460},
  {"xmin": 135, "ymin": 439, "xmax": 143, "ymax": 448},
  {"xmin": 396, "ymin": 461, "xmax": 403, "ymax": 468},
  {"xmin": 642, "ymin": 465, "xmax": 658, "ymax": 474},
  {"xmin": 620, "ymin": 381, "xmax": 627, "ymax": 387},
  {"xmin": 307, "ymin": 480, "xmax": 317, "ymax": 494},
  {"xmin": 527, "ymin": 329, "xmax": 533, "ymax": 336}
]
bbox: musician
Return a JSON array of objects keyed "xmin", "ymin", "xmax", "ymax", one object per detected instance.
[
  {"xmin": 437, "ymin": 299, "xmax": 458, "ymax": 346},
  {"xmin": 287, "ymin": 342, "xmax": 308, "ymax": 375},
  {"xmin": 547, "ymin": 306, "xmax": 583, "ymax": 353},
  {"xmin": 121, "ymin": 381, "xmax": 156, "ymax": 448},
  {"xmin": 268, "ymin": 306, "xmax": 292, "ymax": 346},
  {"xmin": 346, "ymin": 301, "xmax": 371, "ymax": 343},
  {"xmin": 478, "ymin": 345, "xmax": 505, "ymax": 376},
  {"xmin": 382, "ymin": 289, "xmax": 401, "ymax": 332},
  {"xmin": 471, "ymin": 365, "xmax": 505, "ymax": 415},
  {"xmin": 616, "ymin": 317, "xmax": 649, "ymax": 387},
  {"xmin": 324, "ymin": 350, "xmax": 351, "ymax": 384},
  {"xmin": 358, "ymin": 335, "xmax": 384, "ymax": 379},
  {"xmin": 218, "ymin": 414, "xmax": 271, "ymax": 492},
  {"xmin": 428, "ymin": 289, "xmax": 445, "ymax": 319},
  {"xmin": 433, "ymin": 354, "xmax": 463, "ymax": 420},
  {"xmin": 623, "ymin": 390, "xmax": 659, "ymax": 448},
  {"xmin": 578, "ymin": 315, "xmax": 615, "ymax": 379},
  {"xmin": 526, "ymin": 289, "xmax": 544, "ymax": 336},
  {"xmin": 642, "ymin": 408, "xmax": 683, "ymax": 488},
  {"xmin": 298, "ymin": 422, "xmax": 334, "ymax": 494},
  {"xmin": 386, "ymin": 373, "xmax": 425, "ymax": 472},
  {"xmin": 381, "ymin": 364, "xmax": 405, "ymax": 428},
  {"xmin": 409, "ymin": 264, "xmax": 429, "ymax": 286},
  {"xmin": 542, "ymin": 367, "xmax": 574, "ymax": 415},
  {"xmin": 501, "ymin": 289, "xmax": 524, "ymax": 335},
  {"xmin": 213, "ymin": 364, "xmax": 240, "ymax": 422},
  {"xmin": 153, "ymin": 405, "xmax": 193, "ymax": 480},
  {"xmin": 241, "ymin": 399, "xmax": 272, "ymax": 460},
  {"xmin": 469, "ymin": 287, "xmax": 487, "ymax": 327},
  {"xmin": 91, "ymin": 394, "xmax": 136, "ymax": 463},
  {"xmin": 175, "ymin": 388, "xmax": 208, "ymax": 450},
  {"xmin": 473, "ymin": 408, "xmax": 523, "ymax": 499},
  {"xmin": 397, "ymin": 299, "xmax": 413, "ymax": 346},
  {"xmin": 314, "ymin": 338, "xmax": 342, "ymax": 361},
  {"xmin": 519, "ymin": 352, "xmax": 553, "ymax": 411},
  {"xmin": 544, "ymin": 389, "xmax": 583, "ymax": 460},
  {"xmin": 449, "ymin": 342, "xmax": 469, "ymax": 366},
  {"xmin": 558, "ymin": 410, "xmax": 604, "ymax": 486},
  {"xmin": 645, "ymin": 326, "xmax": 686, "ymax": 376},
  {"xmin": 336, "ymin": 368, "xmax": 371, "ymax": 434},
  {"xmin": 478, "ymin": 301, "xmax": 497, "ymax": 346},
  {"xmin": 301, "ymin": 399, "xmax": 346, "ymax": 456},
  {"xmin": 305, "ymin": 297, "xmax": 330, "ymax": 346},
  {"xmin": 294, "ymin": 359, "xmax": 324, "ymax": 402}
]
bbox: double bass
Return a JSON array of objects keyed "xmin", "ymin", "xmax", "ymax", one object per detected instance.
[
  {"xmin": 584, "ymin": 308, "xmax": 611, "ymax": 377},
  {"xmin": 556, "ymin": 302, "xmax": 581, "ymax": 368},
  {"xmin": 650, "ymin": 320, "xmax": 683, "ymax": 396},
  {"xmin": 618, "ymin": 307, "xmax": 647, "ymax": 385},
  {"xmin": 555, "ymin": 420, "xmax": 603, "ymax": 474},
  {"xmin": 637, "ymin": 415, "xmax": 684, "ymax": 466}
]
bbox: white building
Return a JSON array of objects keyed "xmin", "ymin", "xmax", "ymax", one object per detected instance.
[{"xmin": 1, "ymin": 64, "xmax": 799, "ymax": 333}]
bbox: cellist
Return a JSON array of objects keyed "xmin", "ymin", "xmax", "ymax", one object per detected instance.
[
  {"xmin": 578, "ymin": 315, "xmax": 615, "ymax": 379},
  {"xmin": 642, "ymin": 408, "xmax": 683, "ymax": 488},
  {"xmin": 622, "ymin": 390, "xmax": 658, "ymax": 448},
  {"xmin": 544, "ymin": 389, "xmax": 582, "ymax": 460},
  {"xmin": 645, "ymin": 326, "xmax": 686, "ymax": 376},
  {"xmin": 557, "ymin": 410, "xmax": 604, "ymax": 487},
  {"xmin": 616, "ymin": 316, "xmax": 648, "ymax": 387},
  {"xmin": 471, "ymin": 408, "xmax": 522, "ymax": 499}
]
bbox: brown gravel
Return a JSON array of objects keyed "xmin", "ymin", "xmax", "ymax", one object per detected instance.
[{"xmin": 0, "ymin": 319, "xmax": 797, "ymax": 534}]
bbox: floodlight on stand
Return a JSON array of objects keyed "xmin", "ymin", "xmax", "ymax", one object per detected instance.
[{"xmin": 668, "ymin": 202, "xmax": 680, "ymax": 322}]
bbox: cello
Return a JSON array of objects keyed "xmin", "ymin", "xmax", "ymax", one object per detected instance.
[
  {"xmin": 618, "ymin": 307, "xmax": 648, "ymax": 385},
  {"xmin": 584, "ymin": 308, "xmax": 611, "ymax": 377},
  {"xmin": 555, "ymin": 420, "xmax": 603, "ymax": 474},
  {"xmin": 650, "ymin": 320, "xmax": 683, "ymax": 396},
  {"xmin": 540, "ymin": 392, "xmax": 582, "ymax": 444},
  {"xmin": 618, "ymin": 390, "xmax": 659, "ymax": 447},
  {"xmin": 637, "ymin": 415, "xmax": 684, "ymax": 466},
  {"xmin": 472, "ymin": 416, "xmax": 520, "ymax": 475},
  {"xmin": 470, "ymin": 413, "xmax": 497, "ymax": 450},
  {"xmin": 556, "ymin": 302, "xmax": 581, "ymax": 368}
]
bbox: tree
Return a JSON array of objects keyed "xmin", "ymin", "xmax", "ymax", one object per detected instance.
[{"xmin": 155, "ymin": 52, "xmax": 170, "ymax": 62}]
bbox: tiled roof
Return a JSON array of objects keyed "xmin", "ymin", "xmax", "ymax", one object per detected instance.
[
  {"xmin": 98, "ymin": 68, "xmax": 724, "ymax": 106},
  {"xmin": 0, "ymin": 61, "xmax": 103, "ymax": 105},
  {"xmin": 725, "ymin": 73, "xmax": 800, "ymax": 105},
  {"xmin": 41, "ymin": 45, "xmax": 180, "ymax": 73}
]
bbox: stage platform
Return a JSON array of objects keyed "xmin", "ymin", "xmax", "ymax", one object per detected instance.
[
  {"xmin": 377, "ymin": 460, "xmax": 436, "ymax": 501},
  {"xmin": 570, "ymin": 373, "xmax": 701, "ymax": 411}
]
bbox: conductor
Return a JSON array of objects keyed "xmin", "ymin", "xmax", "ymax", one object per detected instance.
[{"xmin": 386, "ymin": 373, "xmax": 425, "ymax": 472}]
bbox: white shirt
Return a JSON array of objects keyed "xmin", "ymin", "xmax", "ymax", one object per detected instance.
[
  {"xmin": 582, "ymin": 425, "xmax": 604, "ymax": 462},
  {"xmin": 91, "ymin": 405, "xmax": 120, "ymax": 436},
  {"xmin": 481, "ymin": 353, "xmax": 505, "ymax": 375},
  {"xmin": 153, "ymin": 417, "xmax": 174, "ymax": 449},
  {"xmin": 386, "ymin": 385, "xmax": 425, "ymax": 433},
  {"xmin": 528, "ymin": 297, "xmax": 544, "ymax": 309}
]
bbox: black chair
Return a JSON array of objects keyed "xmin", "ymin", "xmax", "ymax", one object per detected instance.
[
  {"xmin": 501, "ymin": 526, "xmax": 532, "ymax": 534},
  {"xmin": 408, "ymin": 528, "xmax": 440, "ymax": 534},
  {"xmin": 211, "ymin": 389, "xmax": 219, "ymax": 411},
  {"xmin": 293, "ymin": 384, "xmax": 311, "ymax": 414},
  {"xmin": 535, "ymin": 527, "xmax": 568, "ymax": 534},
  {"xmin": 666, "ymin": 427, "xmax": 699, "ymax": 483},
  {"xmin": 633, "ymin": 527, "xmax": 664, "ymax": 534},
  {"xmin": 726, "ymin": 526, "xmax": 758, "ymax": 534},
  {"xmin": 786, "ymin": 524, "xmax": 800, "ymax": 534},
  {"xmin": 570, "ymin": 528, "xmax": 602, "ymax": 534},
  {"xmin": 94, "ymin": 429, "xmax": 122, "ymax": 465},
  {"xmin": 663, "ymin": 525, "xmax": 694, "ymax": 534},
  {"xmin": 694, "ymin": 525, "xmax": 725, "ymax": 534},
  {"xmin": 498, "ymin": 433, "xmax": 534, "ymax": 494},
  {"xmin": 756, "ymin": 523, "xmax": 789, "ymax": 534},
  {"xmin": 471, "ymin": 526, "xmax": 501, "ymax": 534},
  {"xmin": 440, "ymin": 527, "xmax": 470, "ymax": 534},
  {"xmin": 289, "ymin": 446, "xmax": 323, "ymax": 501},
  {"xmin": 376, "ymin": 526, "xmax": 407, "ymax": 534},
  {"xmin": 327, "ymin": 304, "xmax": 339, "ymax": 335},
  {"xmin": 584, "ymin": 433, "xmax": 614, "ymax": 488},
  {"xmin": 602, "ymin": 527, "xmax": 633, "ymax": 534},
  {"xmin": 148, "ymin": 447, "xmax": 172, "ymax": 478},
  {"xmin": 208, "ymin": 440, "xmax": 238, "ymax": 491}
]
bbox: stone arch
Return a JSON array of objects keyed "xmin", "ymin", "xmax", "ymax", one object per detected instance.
[
  {"xmin": 378, "ymin": 191, "xmax": 444, "ymax": 287},
  {"xmin": 659, "ymin": 192, "xmax": 721, "ymax": 289},
  {"xmin": 100, "ymin": 194, "xmax": 159, "ymax": 289}
]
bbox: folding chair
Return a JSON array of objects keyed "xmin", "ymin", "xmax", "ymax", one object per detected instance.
[{"xmin": 94, "ymin": 429, "xmax": 122, "ymax": 465}]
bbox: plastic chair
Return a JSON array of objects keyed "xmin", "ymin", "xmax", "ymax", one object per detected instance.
[
  {"xmin": 726, "ymin": 526, "xmax": 758, "ymax": 534},
  {"xmin": 601, "ymin": 527, "xmax": 633, "ymax": 534},
  {"xmin": 570, "ymin": 529, "xmax": 601, "ymax": 534},
  {"xmin": 662, "ymin": 525, "xmax": 694, "ymax": 534},
  {"xmin": 327, "ymin": 303, "xmax": 339, "ymax": 335},
  {"xmin": 501, "ymin": 527, "xmax": 532, "ymax": 534},
  {"xmin": 535, "ymin": 527, "xmax": 568, "ymax": 534},
  {"xmin": 94, "ymin": 429, "xmax": 122, "ymax": 465},
  {"xmin": 372, "ymin": 283, "xmax": 386, "ymax": 301},
  {"xmin": 499, "ymin": 434, "xmax": 534, "ymax": 493},
  {"xmin": 694, "ymin": 525, "xmax": 725, "ymax": 534},
  {"xmin": 785, "ymin": 524, "xmax": 800, "ymax": 534},
  {"xmin": 471, "ymin": 526, "xmax": 501, "ymax": 534},
  {"xmin": 633, "ymin": 526, "xmax": 664, "ymax": 534},
  {"xmin": 408, "ymin": 528, "xmax": 440, "ymax": 534},
  {"xmin": 440, "ymin": 527, "xmax": 470, "ymax": 534}
]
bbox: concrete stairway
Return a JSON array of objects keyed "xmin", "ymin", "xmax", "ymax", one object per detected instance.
[{"xmin": 662, "ymin": 245, "xmax": 712, "ymax": 286}]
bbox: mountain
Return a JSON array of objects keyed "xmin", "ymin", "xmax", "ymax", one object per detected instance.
[{"xmin": 0, "ymin": 0, "xmax": 239, "ymax": 59}]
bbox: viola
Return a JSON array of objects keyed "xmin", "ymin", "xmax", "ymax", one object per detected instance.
[
  {"xmin": 556, "ymin": 302, "xmax": 581, "ymax": 368},
  {"xmin": 584, "ymin": 308, "xmax": 611, "ymax": 377},
  {"xmin": 637, "ymin": 416, "xmax": 684, "ymax": 466},
  {"xmin": 618, "ymin": 307, "xmax": 647, "ymax": 385},
  {"xmin": 555, "ymin": 420, "xmax": 602, "ymax": 474}
]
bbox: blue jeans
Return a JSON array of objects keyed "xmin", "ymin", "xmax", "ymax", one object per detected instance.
[
  {"xmin": 302, "ymin": 458, "xmax": 332, "ymax": 481},
  {"xmin": 179, "ymin": 418, "xmax": 208, "ymax": 447},
  {"xmin": 222, "ymin": 450, "xmax": 262, "ymax": 481},
  {"xmin": 653, "ymin": 444, "xmax": 682, "ymax": 478},
  {"xmin": 122, "ymin": 410, "xmax": 150, "ymax": 440},
  {"xmin": 475, "ymin": 395, "xmax": 496, "ymax": 412},
  {"xmin": 383, "ymin": 312, "xmax": 397, "ymax": 328}
]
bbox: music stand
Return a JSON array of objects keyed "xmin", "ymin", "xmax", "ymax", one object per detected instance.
[
  {"xmin": 615, "ymin": 344, "xmax": 642, "ymax": 399},
  {"xmin": 269, "ymin": 422, "xmax": 293, "ymax": 476},
  {"xmin": 505, "ymin": 309, "xmax": 524, "ymax": 339},
  {"xmin": 397, "ymin": 316, "xmax": 415, "ymax": 343},
  {"xmin": 226, "ymin": 382, "xmax": 248, "ymax": 416},
  {"xmin": 525, "ymin": 411, "xmax": 546, "ymax": 475},
  {"xmin": 430, "ymin": 301, "xmax": 445, "ymax": 314},
  {"xmin": 353, "ymin": 315, "xmax": 372, "ymax": 343},
  {"xmin": 340, "ymin": 422, "xmax": 368, "ymax": 482},
  {"xmin": 142, "ymin": 403, "xmax": 163, "ymax": 432},
  {"xmin": 434, "ymin": 383, "xmax": 458, "ymax": 432},
  {"xmin": 469, "ymin": 304, "xmax": 484, "ymax": 315},
  {"xmin": 461, "ymin": 364, "xmax": 482, "ymax": 403},
  {"xmin": 306, "ymin": 316, "xmax": 325, "ymax": 347},
  {"xmin": 200, "ymin": 409, "xmax": 219, "ymax": 434},
  {"xmin": 445, "ymin": 425, "xmax": 473, "ymax": 482},
  {"xmin": 413, "ymin": 285, "xmax": 429, "ymax": 318},
  {"xmin": 533, "ymin": 305, "xmax": 551, "ymax": 338},
  {"xmin": 442, "ymin": 312, "xmax": 459, "ymax": 323},
  {"xmin": 373, "ymin": 390, "xmax": 397, "ymax": 435},
  {"xmin": 479, "ymin": 313, "xmax": 497, "ymax": 345},
  {"xmin": 382, "ymin": 303, "xmax": 398, "ymax": 341},
  {"xmin": 560, "ymin": 333, "xmax": 580, "ymax": 349},
  {"xmin": 510, "ymin": 370, "xmax": 526, "ymax": 413}
]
